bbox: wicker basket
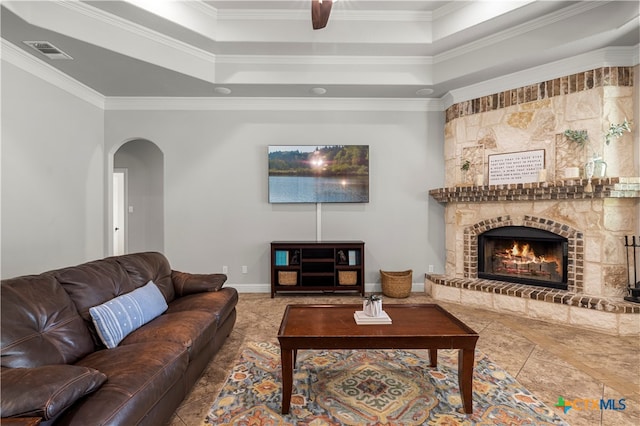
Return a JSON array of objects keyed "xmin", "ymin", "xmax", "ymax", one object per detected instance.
[
  {"xmin": 278, "ymin": 271, "xmax": 297, "ymax": 286},
  {"xmin": 338, "ymin": 270, "xmax": 357, "ymax": 286},
  {"xmin": 380, "ymin": 269, "xmax": 412, "ymax": 298}
]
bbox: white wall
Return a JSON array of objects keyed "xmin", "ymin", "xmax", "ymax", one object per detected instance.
[
  {"xmin": 105, "ymin": 107, "xmax": 446, "ymax": 290},
  {"xmin": 1, "ymin": 61, "xmax": 104, "ymax": 278}
]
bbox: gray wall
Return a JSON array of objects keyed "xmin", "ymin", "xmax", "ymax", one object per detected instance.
[
  {"xmin": 0, "ymin": 61, "xmax": 446, "ymax": 286},
  {"xmin": 1, "ymin": 61, "xmax": 105, "ymax": 278},
  {"xmin": 105, "ymin": 108, "xmax": 446, "ymax": 290}
]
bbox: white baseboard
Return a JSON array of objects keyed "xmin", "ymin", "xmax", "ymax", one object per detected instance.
[{"xmin": 229, "ymin": 282, "xmax": 425, "ymax": 294}]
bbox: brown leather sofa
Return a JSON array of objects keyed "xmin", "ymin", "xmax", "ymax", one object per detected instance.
[{"xmin": 1, "ymin": 252, "xmax": 238, "ymax": 425}]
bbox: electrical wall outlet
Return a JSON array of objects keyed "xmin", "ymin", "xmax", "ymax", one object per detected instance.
[
  {"xmin": 222, "ymin": 265, "xmax": 228, "ymax": 274},
  {"xmin": 428, "ymin": 265, "xmax": 434, "ymax": 273},
  {"xmin": 242, "ymin": 265, "xmax": 248, "ymax": 274}
]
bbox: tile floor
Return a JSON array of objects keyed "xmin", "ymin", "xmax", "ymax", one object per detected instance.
[{"xmin": 169, "ymin": 293, "xmax": 639, "ymax": 426}]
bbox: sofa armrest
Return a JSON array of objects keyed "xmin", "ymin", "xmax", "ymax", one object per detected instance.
[
  {"xmin": 171, "ymin": 270, "xmax": 227, "ymax": 297},
  {"xmin": 0, "ymin": 365, "xmax": 106, "ymax": 421}
]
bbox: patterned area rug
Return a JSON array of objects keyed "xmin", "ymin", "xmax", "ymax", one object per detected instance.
[{"xmin": 207, "ymin": 341, "xmax": 568, "ymax": 425}]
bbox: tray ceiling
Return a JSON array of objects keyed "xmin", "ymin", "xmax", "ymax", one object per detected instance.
[{"xmin": 1, "ymin": 1, "xmax": 638, "ymax": 99}]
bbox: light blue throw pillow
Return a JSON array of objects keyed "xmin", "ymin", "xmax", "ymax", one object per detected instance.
[{"xmin": 89, "ymin": 281, "xmax": 168, "ymax": 349}]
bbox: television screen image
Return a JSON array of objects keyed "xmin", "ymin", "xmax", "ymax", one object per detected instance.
[{"xmin": 268, "ymin": 145, "xmax": 369, "ymax": 203}]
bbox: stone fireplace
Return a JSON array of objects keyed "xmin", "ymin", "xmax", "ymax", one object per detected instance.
[
  {"xmin": 426, "ymin": 66, "xmax": 639, "ymax": 336},
  {"xmin": 427, "ymin": 180, "xmax": 639, "ymax": 335}
]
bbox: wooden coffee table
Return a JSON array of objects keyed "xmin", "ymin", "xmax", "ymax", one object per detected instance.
[{"xmin": 277, "ymin": 303, "xmax": 479, "ymax": 415}]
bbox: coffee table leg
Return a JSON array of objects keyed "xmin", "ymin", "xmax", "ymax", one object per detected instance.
[
  {"xmin": 281, "ymin": 348, "xmax": 293, "ymax": 414},
  {"xmin": 458, "ymin": 348, "xmax": 475, "ymax": 414},
  {"xmin": 429, "ymin": 349, "xmax": 437, "ymax": 367}
]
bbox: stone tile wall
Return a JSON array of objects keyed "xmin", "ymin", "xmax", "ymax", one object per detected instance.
[
  {"xmin": 445, "ymin": 67, "xmax": 634, "ymax": 123},
  {"xmin": 443, "ymin": 67, "xmax": 636, "ymax": 185},
  {"xmin": 437, "ymin": 196, "xmax": 637, "ymax": 299},
  {"xmin": 430, "ymin": 66, "xmax": 638, "ymax": 334}
]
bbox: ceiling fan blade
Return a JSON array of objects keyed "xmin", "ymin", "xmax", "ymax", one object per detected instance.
[{"xmin": 311, "ymin": 0, "xmax": 333, "ymax": 30}]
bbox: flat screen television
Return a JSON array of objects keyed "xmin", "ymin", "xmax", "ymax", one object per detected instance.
[{"xmin": 268, "ymin": 145, "xmax": 369, "ymax": 203}]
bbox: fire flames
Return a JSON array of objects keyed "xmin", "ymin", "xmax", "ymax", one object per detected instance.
[
  {"xmin": 506, "ymin": 242, "xmax": 545, "ymax": 263},
  {"xmin": 492, "ymin": 241, "xmax": 560, "ymax": 278}
]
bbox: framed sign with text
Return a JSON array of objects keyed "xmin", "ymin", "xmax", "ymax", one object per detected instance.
[{"xmin": 488, "ymin": 149, "xmax": 545, "ymax": 185}]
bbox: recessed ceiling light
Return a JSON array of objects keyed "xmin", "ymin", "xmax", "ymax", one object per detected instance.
[
  {"xmin": 214, "ymin": 87, "xmax": 231, "ymax": 95},
  {"xmin": 310, "ymin": 87, "xmax": 327, "ymax": 95},
  {"xmin": 415, "ymin": 88, "xmax": 434, "ymax": 96}
]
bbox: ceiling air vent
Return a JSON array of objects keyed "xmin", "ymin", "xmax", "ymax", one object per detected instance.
[{"xmin": 23, "ymin": 41, "xmax": 73, "ymax": 60}]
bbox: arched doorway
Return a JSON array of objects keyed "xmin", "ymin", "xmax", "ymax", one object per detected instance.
[{"xmin": 112, "ymin": 139, "xmax": 164, "ymax": 255}]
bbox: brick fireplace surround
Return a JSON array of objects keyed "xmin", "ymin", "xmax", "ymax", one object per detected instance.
[{"xmin": 426, "ymin": 66, "xmax": 639, "ymax": 336}]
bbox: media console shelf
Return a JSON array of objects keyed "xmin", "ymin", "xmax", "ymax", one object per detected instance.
[{"xmin": 271, "ymin": 241, "xmax": 365, "ymax": 298}]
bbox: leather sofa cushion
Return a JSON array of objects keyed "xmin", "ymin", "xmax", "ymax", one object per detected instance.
[
  {"xmin": 120, "ymin": 311, "xmax": 217, "ymax": 360},
  {"xmin": 172, "ymin": 271, "xmax": 227, "ymax": 297},
  {"xmin": 116, "ymin": 252, "xmax": 175, "ymax": 302},
  {"xmin": 167, "ymin": 287, "xmax": 238, "ymax": 327},
  {"xmin": 1, "ymin": 365, "xmax": 106, "ymax": 420},
  {"xmin": 61, "ymin": 341, "xmax": 188, "ymax": 426},
  {"xmin": 54, "ymin": 258, "xmax": 135, "ymax": 323},
  {"xmin": 1, "ymin": 275, "xmax": 95, "ymax": 367}
]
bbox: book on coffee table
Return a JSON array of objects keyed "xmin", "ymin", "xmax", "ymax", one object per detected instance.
[{"xmin": 354, "ymin": 310, "xmax": 392, "ymax": 325}]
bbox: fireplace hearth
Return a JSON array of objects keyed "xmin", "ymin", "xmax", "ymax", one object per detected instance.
[{"xmin": 478, "ymin": 226, "xmax": 568, "ymax": 290}]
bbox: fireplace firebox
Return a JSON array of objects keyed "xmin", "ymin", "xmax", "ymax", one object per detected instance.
[{"xmin": 478, "ymin": 226, "xmax": 568, "ymax": 290}]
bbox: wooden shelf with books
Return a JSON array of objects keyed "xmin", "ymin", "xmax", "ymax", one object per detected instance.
[{"xmin": 270, "ymin": 241, "xmax": 365, "ymax": 298}]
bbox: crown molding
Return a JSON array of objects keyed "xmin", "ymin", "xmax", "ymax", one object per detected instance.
[
  {"xmin": 335, "ymin": 10, "xmax": 431, "ymax": 22},
  {"xmin": 104, "ymin": 96, "xmax": 444, "ymax": 112},
  {"xmin": 183, "ymin": 0, "xmax": 219, "ymax": 21},
  {"xmin": 442, "ymin": 45, "xmax": 640, "ymax": 108},
  {"xmin": 1, "ymin": 40, "xmax": 105, "ymax": 108},
  {"xmin": 58, "ymin": 0, "xmax": 216, "ymax": 63},
  {"xmin": 431, "ymin": 1, "xmax": 470, "ymax": 20},
  {"xmin": 215, "ymin": 55, "xmax": 432, "ymax": 65},
  {"xmin": 218, "ymin": 9, "xmax": 431, "ymax": 22},
  {"xmin": 435, "ymin": 1, "xmax": 602, "ymax": 63}
]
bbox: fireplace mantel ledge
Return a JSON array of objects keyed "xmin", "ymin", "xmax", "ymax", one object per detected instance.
[
  {"xmin": 429, "ymin": 177, "xmax": 640, "ymax": 204},
  {"xmin": 426, "ymin": 274, "xmax": 639, "ymax": 314}
]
